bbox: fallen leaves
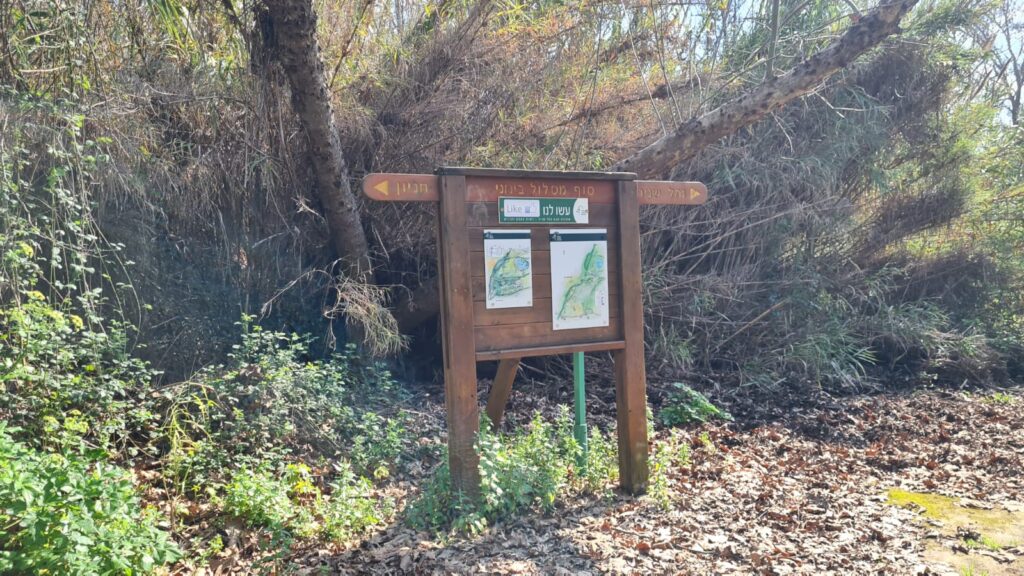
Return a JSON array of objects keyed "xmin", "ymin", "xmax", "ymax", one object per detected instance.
[{"xmin": 276, "ymin": 386, "xmax": 1024, "ymax": 575}]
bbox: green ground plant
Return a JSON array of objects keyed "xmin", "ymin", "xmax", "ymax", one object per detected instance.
[
  {"xmin": 222, "ymin": 460, "xmax": 391, "ymax": 545},
  {"xmin": 407, "ymin": 408, "xmax": 618, "ymax": 535},
  {"xmin": 659, "ymin": 383, "xmax": 733, "ymax": 427},
  {"xmin": 648, "ymin": 430, "xmax": 692, "ymax": 510},
  {"xmin": 160, "ymin": 318, "xmax": 410, "ymax": 491},
  {"xmin": 0, "ymin": 425, "xmax": 180, "ymax": 574}
]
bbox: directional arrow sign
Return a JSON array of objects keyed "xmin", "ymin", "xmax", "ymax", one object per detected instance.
[
  {"xmin": 635, "ymin": 180, "xmax": 707, "ymax": 205},
  {"xmin": 363, "ymin": 173, "xmax": 438, "ymax": 201},
  {"xmin": 362, "ymin": 173, "xmax": 707, "ymax": 205}
]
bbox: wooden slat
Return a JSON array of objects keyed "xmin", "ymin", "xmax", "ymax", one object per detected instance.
[
  {"xmin": 469, "ymin": 250, "xmax": 618, "ymax": 279},
  {"xmin": 467, "ymin": 202, "xmax": 616, "ymax": 226},
  {"xmin": 468, "ymin": 227, "xmax": 619, "ymax": 250},
  {"xmin": 473, "ymin": 298, "xmax": 620, "ymax": 326},
  {"xmin": 465, "ymin": 178, "xmax": 617, "ymax": 204},
  {"xmin": 475, "ymin": 340, "xmax": 626, "ymax": 362},
  {"xmin": 475, "ymin": 318, "xmax": 621, "ymax": 352},
  {"xmin": 614, "ymin": 179, "xmax": 649, "ymax": 495},
  {"xmin": 363, "ymin": 173, "xmax": 437, "ymax": 201},
  {"xmin": 472, "ymin": 273, "xmax": 618, "ymax": 302},
  {"xmin": 439, "ymin": 166, "xmax": 636, "ymax": 180},
  {"xmin": 437, "ymin": 175, "xmax": 481, "ymax": 499},
  {"xmin": 362, "ymin": 173, "xmax": 710, "ymax": 206},
  {"xmin": 485, "ymin": 358, "xmax": 519, "ymax": 429}
]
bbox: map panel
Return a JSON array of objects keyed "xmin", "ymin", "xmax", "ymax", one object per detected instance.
[
  {"xmin": 483, "ymin": 230, "xmax": 533, "ymax": 309},
  {"xmin": 550, "ymin": 229, "xmax": 610, "ymax": 330}
]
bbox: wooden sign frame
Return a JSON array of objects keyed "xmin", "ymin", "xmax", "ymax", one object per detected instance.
[{"xmin": 364, "ymin": 167, "xmax": 707, "ymax": 498}]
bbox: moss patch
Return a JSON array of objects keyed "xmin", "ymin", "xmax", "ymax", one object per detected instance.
[
  {"xmin": 886, "ymin": 488, "xmax": 1024, "ymax": 575},
  {"xmin": 886, "ymin": 489, "xmax": 1024, "ymax": 547}
]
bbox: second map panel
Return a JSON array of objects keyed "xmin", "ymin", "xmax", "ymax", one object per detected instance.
[{"xmin": 550, "ymin": 229, "xmax": 610, "ymax": 330}]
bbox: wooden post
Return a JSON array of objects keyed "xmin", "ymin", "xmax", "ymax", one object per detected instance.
[
  {"xmin": 485, "ymin": 358, "xmax": 519, "ymax": 429},
  {"xmin": 437, "ymin": 174, "xmax": 481, "ymax": 499},
  {"xmin": 614, "ymin": 179, "xmax": 649, "ymax": 494}
]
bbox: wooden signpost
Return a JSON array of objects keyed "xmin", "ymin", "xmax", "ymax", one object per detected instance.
[{"xmin": 363, "ymin": 167, "xmax": 707, "ymax": 497}]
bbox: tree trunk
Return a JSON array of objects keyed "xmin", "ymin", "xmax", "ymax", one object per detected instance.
[
  {"xmin": 614, "ymin": 0, "xmax": 919, "ymax": 178},
  {"xmin": 395, "ymin": 0, "xmax": 920, "ymax": 333},
  {"xmin": 264, "ymin": 0, "xmax": 372, "ymax": 281}
]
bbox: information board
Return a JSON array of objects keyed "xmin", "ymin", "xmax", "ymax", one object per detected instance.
[{"xmin": 363, "ymin": 167, "xmax": 708, "ymax": 498}]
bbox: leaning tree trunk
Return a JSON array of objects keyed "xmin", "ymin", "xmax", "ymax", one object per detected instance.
[
  {"xmin": 392, "ymin": 0, "xmax": 921, "ymax": 334},
  {"xmin": 263, "ymin": 0, "xmax": 372, "ymax": 282},
  {"xmin": 614, "ymin": 0, "xmax": 919, "ymax": 178}
]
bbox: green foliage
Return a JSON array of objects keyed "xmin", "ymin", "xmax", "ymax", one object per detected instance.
[
  {"xmin": 659, "ymin": 383, "xmax": 732, "ymax": 427},
  {"xmin": 648, "ymin": 430, "xmax": 691, "ymax": 510},
  {"xmin": 222, "ymin": 461, "xmax": 390, "ymax": 543},
  {"xmin": 0, "ymin": 279, "xmax": 157, "ymax": 453},
  {"xmin": 0, "ymin": 95, "xmax": 158, "ymax": 455},
  {"xmin": 407, "ymin": 408, "xmax": 618, "ymax": 535},
  {"xmin": 223, "ymin": 466, "xmax": 299, "ymax": 532},
  {"xmin": 983, "ymin": 391, "xmax": 1015, "ymax": 406},
  {"xmin": 161, "ymin": 318, "xmax": 409, "ymax": 489},
  {"xmin": 0, "ymin": 425, "xmax": 180, "ymax": 575}
]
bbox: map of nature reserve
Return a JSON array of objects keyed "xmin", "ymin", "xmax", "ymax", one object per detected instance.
[
  {"xmin": 483, "ymin": 230, "xmax": 533, "ymax": 309},
  {"xmin": 550, "ymin": 229, "xmax": 610, "ymax": 330}
]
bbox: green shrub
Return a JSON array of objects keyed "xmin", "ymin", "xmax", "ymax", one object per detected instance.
[
  {"xmin": 162, "ymin": 318, "xmax": 409, "ymax": 488},
  {"xmin": 223, "ymin": 466, "xmax": 299, "ymax": 532},
  {"xmin": 0, "ymin": 99, "xmax": 159, "ymax": 457},
  {"xmin": 0, "ymin": 425, "xmax": 180, "ymax": 575},
  {"xmin": 222, "ymin": 461, "xmax": 389, "ymax": 543},
  {"xmin": 0, "ymin": 249, "xmax": 158, "ymax": 454},
  {"xmin": 659, "ymin": 383, "xmax": 732, "ymax": 427},
  {"xmin": 648, "ymin": 430, "xmax": 691, "ymax": 510},
  {"xmin": 319, "ymin": 463, "xmax": 393, "ymax": 541},
  {"xmin": 407, "ymin": 407, "xmax": 618, "ymax": 535}
]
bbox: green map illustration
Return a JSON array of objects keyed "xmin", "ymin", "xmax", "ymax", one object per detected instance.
[
  {"xmin": 557, "ymin": 244, "xmax": 606, "ymax": 320},
  {"xmin": 488, "ymin": 249, "xmax": 531, "ymax": 297}
]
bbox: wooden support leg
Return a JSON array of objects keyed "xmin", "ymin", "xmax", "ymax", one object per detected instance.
[
  {"xmin": 614, "ymin": 347, "xmax": 649, "ymax": 493},
  {"xmin": 615, "ymin": 180, "xmax": 649, "ymax": 494},
  {"xmin": 438, "ymin": 174, "xmax": 481, "ymax": 500},
  {"xmin": 485, "ymin": 358, "xmax": 519, "ymax": 429}
]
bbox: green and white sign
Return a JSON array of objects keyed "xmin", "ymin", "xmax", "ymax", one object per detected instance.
[{"xmin": 498, "ymin": 197, "xmax": 589, "ymax": 224}]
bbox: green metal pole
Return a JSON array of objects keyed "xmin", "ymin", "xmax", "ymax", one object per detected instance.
[{"xmin": 573, "ymin": 351, "xmax": 588, "ymax": 470}]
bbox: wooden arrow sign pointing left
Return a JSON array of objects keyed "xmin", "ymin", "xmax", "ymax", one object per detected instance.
[{"xmin": 363, "ymin": 173, "xmax": 437, "ymax": 201}]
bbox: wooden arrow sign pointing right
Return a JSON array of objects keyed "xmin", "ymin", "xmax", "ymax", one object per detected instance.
[{"xmin": 635, "ymin": 180, "xmax": 707, "ymax": 205}]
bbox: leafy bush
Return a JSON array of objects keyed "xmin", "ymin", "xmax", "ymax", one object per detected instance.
[
  {"xmin": 319, "ymin": 463, "xmax": 392, "ymax": 541},
  {"xmin": 222, "ymin": 461, "xmax": 389, "ymax": 543},
  {"xmin": 659, "ymin": 383, "xmax": 733, "ymax": 427},
  {"xmin": 1, "ymin": 127, "xmax": 158, "ymax": 454},
  {"xmin": 162, "ymin": 318, "xmax": 409, "ymax": 488},
  {"xmin": 407, "ymin": 408, "xmax": 618, "ymax": 534},
  {"xmin": 223, "ymin": 466, "xmax": 300, "ymax": 533},
  {"xmin": 648, "ymin": 430, "xmax": 692, "ymax": 510},
  {"xmin": 0, "ymin": 425, "xmax": 180, "ymax": 575},
  {"xmin": 0, "ymin": 282, "xmax": 156, "ymax": 453}
]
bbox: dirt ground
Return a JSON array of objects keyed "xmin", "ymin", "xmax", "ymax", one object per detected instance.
[{"xmin": 274, "ymin": 385, "xmax": 1023, "ymax": 575}]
